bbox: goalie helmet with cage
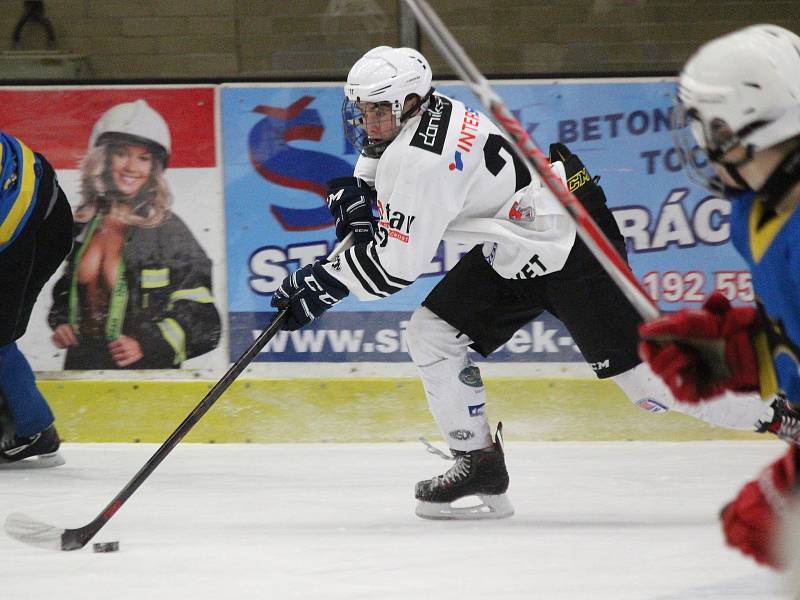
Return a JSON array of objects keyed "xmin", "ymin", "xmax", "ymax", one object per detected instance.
[
  {"xmin": 673, "ymin": 24, "xmax": 800, "ymax": 197},
  {"xmin": 343, "ymin": 46, "xmax": 433, "ymax": 158}
]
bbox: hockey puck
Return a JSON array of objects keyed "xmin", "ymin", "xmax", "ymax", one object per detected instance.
[{"xmin": 92, "ymin": 541, "xmax": 120, "ymax": 553}]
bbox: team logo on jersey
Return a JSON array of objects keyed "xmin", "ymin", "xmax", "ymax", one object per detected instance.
[
  {"xmin": 376, "ymin": 200, "xmax": 415, "ymax": 244},
  {"xmin": 508, "ymin": 200, "xmax": 535, "ymax": 222},
  {"xmin": 410, "ymin": 96, "xmax": 452, "ymax": 155}
]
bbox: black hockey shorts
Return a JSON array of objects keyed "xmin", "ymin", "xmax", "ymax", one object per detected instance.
[
  {"xmin": 0, "ymin": 155, "xmax": 73, "ymax": 345},
  {"xmin": 422, "ymin": 214, "xmax": 642, "ymax": 379}
]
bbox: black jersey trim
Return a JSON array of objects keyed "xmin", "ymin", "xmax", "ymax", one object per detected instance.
[
  {"xmin": 368, "ymin": 244, "xmax": 413, "ymax": 287},
  {"xmin": 344, "ymin": 247, "xmax": 387, "ymax": 298},
  {"xmin": 409, "ymin": 95, "xmax": 452, "ymax": 156},
  {"xmin": 354, "ymin": 243, "xmax": 406, "ymax": 295}
]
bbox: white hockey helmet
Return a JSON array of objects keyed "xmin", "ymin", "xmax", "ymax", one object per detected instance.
[
  {"xmin": 342, "ymin": 46, "xmax": 433, "ymax": 157},
  {"xmin": 398, "ymin": 46, "xmax": 432, "ymax": 78},
  {"xmin": 673, "ymin": 24, "xmax": 800, "ymax": 191},
  {"xmin": 89, "ymin": 99, "xmax": 172, "ymax": 165}
]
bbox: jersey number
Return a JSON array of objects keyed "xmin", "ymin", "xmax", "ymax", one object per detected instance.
[{"xmin": 483, "ymin": 134, "xmax": 531, "ymax": 192}]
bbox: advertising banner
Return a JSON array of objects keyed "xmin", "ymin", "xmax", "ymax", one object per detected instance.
[
  {"xmin": 1, "ymin": 86, "xmax": 227, "ymax": 371},
  {"xmin": 220, "ymin": 80, "xmax": 748, "ymax": 364}
]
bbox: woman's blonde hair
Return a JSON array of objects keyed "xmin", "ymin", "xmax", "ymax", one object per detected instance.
[{"xmin": 75, "ymin": 141, "xmax": 172, "ymax": 228}]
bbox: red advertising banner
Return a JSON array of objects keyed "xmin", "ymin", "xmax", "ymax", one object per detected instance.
[{"xmin": 0, "ymin": 87, "xmax": 215, "ymax": 169}]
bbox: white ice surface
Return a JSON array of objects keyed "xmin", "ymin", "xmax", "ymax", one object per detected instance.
[{"xmin": 1, "ymin": 441, "xmax": 794, "ymax": 599}]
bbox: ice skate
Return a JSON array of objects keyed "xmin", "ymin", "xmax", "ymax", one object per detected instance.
[
  {"xmin": 757, "ymin": 394, "xmax": 800, "ymax": 445},
  {"xmin": 0, "ymin": 424, "xmax": 65, "ymax": 469},
  {"xmin": 415, "ymin": 423, "xmax": 513, "ymax": 520}
]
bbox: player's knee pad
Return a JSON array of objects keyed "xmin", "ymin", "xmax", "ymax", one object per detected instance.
[{"xmin": 406, "ymin": 306, "xmax": 469, "ymax": 367}]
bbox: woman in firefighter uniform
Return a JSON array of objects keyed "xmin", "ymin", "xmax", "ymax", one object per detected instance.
[{"xmin": 48, "ymin": 100, "xmax": 221, "ymax": 369}]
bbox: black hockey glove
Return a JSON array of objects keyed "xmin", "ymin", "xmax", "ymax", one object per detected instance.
[
  {"xmin": 270, "ymin": 261, "xmax": 349, "ymax": 331},
  {"xmin": 550, "ymin": 142, "xmax": 626, "ymax": 255},
  {"xmin": 549, "ymin": 142, "xmax": 607, "ymax": 211},
  {"xmin": 326, "ymin": 176, "xmax": 378, "ymax": 243}
]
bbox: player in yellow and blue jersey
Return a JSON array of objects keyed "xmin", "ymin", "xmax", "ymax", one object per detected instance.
[
  {"xmin": 0, "ymin": 131, "xmax": 73, "ymax": 467},
  {"xmin": 638, "ymin": 25, "xmax": 800, "ymax": 569}
]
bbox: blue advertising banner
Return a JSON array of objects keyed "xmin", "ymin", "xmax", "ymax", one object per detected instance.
[{"xmin": 220, "ymin": 80, "xmax": 749, "ymax": 363}]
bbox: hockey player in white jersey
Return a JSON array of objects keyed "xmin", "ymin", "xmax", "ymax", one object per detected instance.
[{"xmin": 272, "ymin": 46, "xmax": 788, "ymax": 520}]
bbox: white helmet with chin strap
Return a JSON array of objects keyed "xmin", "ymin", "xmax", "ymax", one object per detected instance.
[
  {"xmin": 674, "ymin": 24, "xmax": 800, "ymax": 196},
  {"xmin": 342, "ymin": 46, "xmax": 433, "ymax": 158}
]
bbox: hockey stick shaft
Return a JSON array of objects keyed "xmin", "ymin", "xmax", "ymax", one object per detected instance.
[
  {"xmin": 7, "ymin": 233, "xmax": 353, "ymax": 551},
  {"xmin": 402, "ymin": 0, "xmax": 660, "ymax": 322}
]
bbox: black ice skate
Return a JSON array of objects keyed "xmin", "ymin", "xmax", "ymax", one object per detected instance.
[
  {"xmin": 0, "ymin": 424, "xmax": 65, "ymax": 469},
  {"xmin": 757, "ymin": 394, "xmax": 800, "ymax": 445},
  {"xmin": 415, "ymin": 422, "xmax": 513, "ymax": 520}
]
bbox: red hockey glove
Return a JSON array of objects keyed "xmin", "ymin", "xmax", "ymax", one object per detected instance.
[
  {"xmin": 638, "ymin": 292, "xmax": 759, "ymax": 403},
  {"xmin": 720, "ymin": 445, "xmax": 798, "ymax": 569}
]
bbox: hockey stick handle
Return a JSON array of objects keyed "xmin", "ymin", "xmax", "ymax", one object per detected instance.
[
  {"xmin": 70, "ymin": 232, "xmax": 355, "ymax": 549},
  {"xmin": 402, "ymin": 0, "xmax": 660, "ymax": 322}
]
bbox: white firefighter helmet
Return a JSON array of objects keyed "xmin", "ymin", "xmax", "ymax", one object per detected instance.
[
  {"xmin": 88, "ymin": 99, "xmax": 171, "ymax": 162},
  {"xmin": 342, "ymin": 46, "xmax": 433, "ymax": 157},
  {"xmin": 676, "ymin": 24, "xmax": 800, "ymax": 160}
]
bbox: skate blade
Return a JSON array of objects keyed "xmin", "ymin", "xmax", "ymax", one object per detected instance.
[
  {"xmin": 0, "ymin": 451, "xmax": 65, "ymax": 470},
  {"xmin": 415, "ymin": 493, "xmax": 514, "ymax": 520}
]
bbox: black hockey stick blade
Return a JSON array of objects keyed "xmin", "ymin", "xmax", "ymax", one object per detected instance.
[{"xmin": 5, "ymin": 234, "xmax": 354, "ymax": 551}]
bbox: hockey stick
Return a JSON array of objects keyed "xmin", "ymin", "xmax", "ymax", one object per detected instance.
[
  {"xmin": 4, "ymin": 233, "xmax": 354, "ymax": 551},
  {"xmin": 402, "ymin": 0, "xmax": 659, "ymax": 322}
]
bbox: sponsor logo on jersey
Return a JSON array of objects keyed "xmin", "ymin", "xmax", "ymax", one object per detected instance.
[
  {"xmin": 513, "ymin": 254, "xmax": 548, "ymax": 279},
  {"xmin": 449, "ymin": 106, "xmax": 481, "ymax": 172},
  {"xmin": 468, "ymin": 403, "xmax": 486, "ymax": 417},
  {"xmin": 635, "ymin": 398, "xmax": 669, "ymax": 413},
  {"xmin": 376, "ymin": 200, "xmax": 415, "ymax": 244},
  {"xmin": 410, "ymin": 96, "xmax": 452, "ymax": 155},
  {"xmin": 449, "ymin": 429, "xmax": 475, "ymax": 441},
  {"xmin": 449, "ymin": 150, "xmax": 464, "ymax": 171}
]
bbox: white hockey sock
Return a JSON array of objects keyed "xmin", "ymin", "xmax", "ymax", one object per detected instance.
[
  {"xmin": 407, "ymin": 307, "xmax": 492, "ymax": 451},
  {"xmin": 613, "ymin": 362, "xmax": 771, "ymax": 430}
]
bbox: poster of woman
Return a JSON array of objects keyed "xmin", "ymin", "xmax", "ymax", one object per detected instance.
[{"xmin": 0, "ymin": 86, "xmax": 226, "ymax": 371}]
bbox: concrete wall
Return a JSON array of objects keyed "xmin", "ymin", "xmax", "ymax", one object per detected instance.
[{"xmin": 1, "ymin": 0, "xmax": 799, "ymax": 80}]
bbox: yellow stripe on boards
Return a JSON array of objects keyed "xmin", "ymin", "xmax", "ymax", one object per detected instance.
[{"xmin": 39, "ymin": 378, "xmax": 767, "ymax": 443}]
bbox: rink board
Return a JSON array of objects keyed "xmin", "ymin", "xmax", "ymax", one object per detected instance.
[{"xmin": 40, "ymin": 378, "xmax": 765, "ymax": 443}]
